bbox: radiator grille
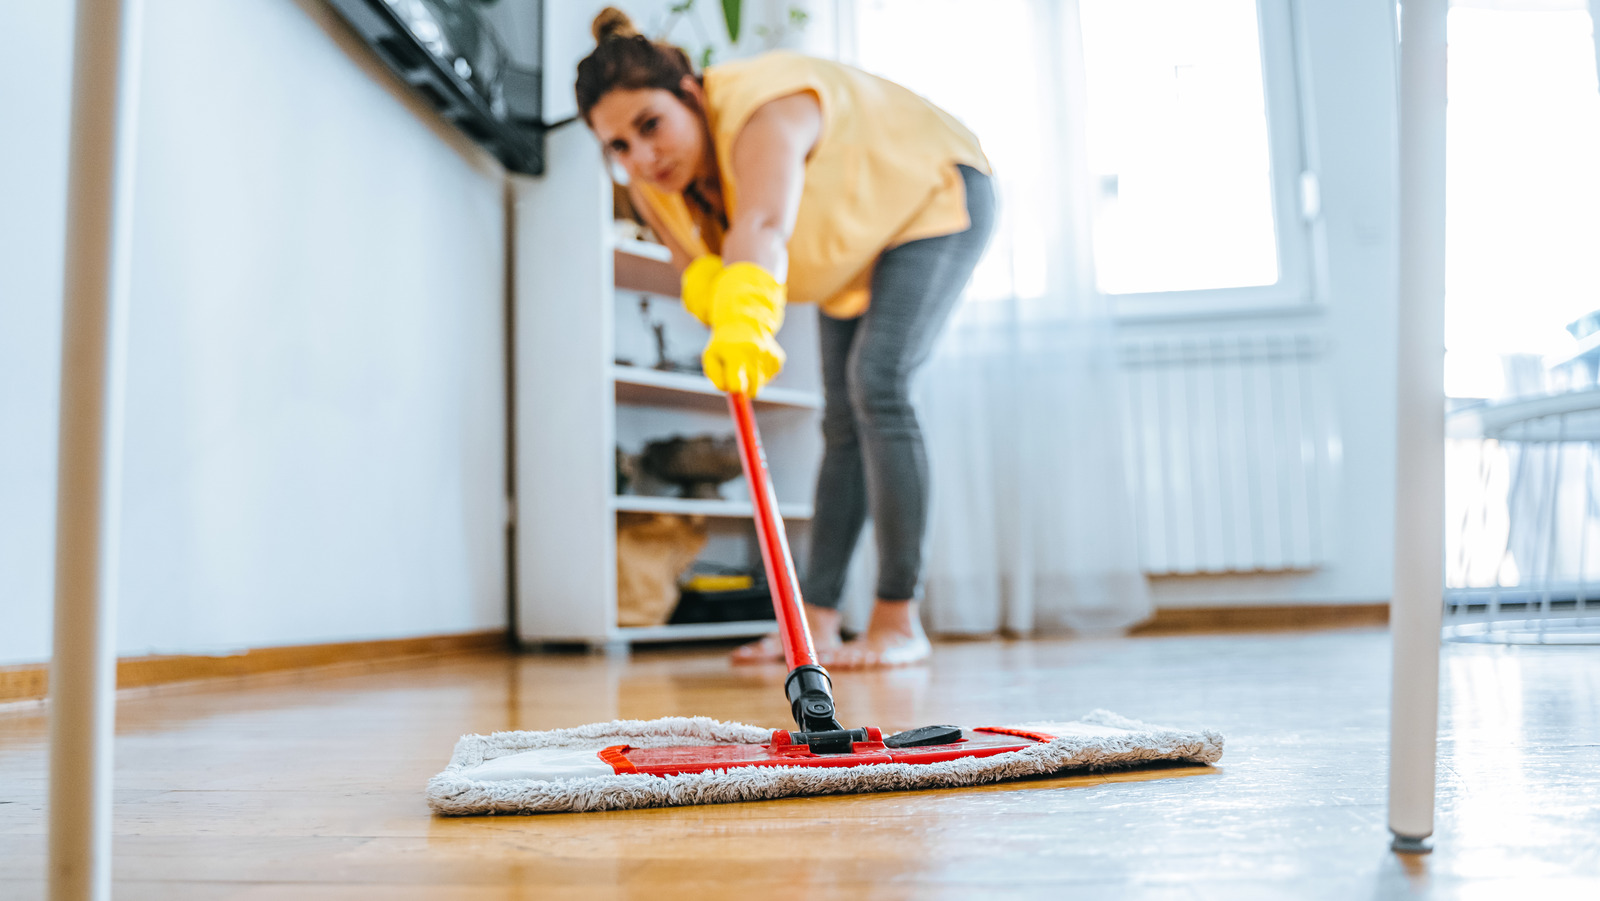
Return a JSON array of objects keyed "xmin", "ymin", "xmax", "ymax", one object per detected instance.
[{"xmin": 1119, "ymin": 334, "xmax": 1334, "ymax": 575}]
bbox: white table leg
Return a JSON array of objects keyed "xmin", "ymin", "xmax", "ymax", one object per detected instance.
[
  {"xmin": 1389, "ymin": 0, "xmax": 1448, "ymax": 854},
  {"xmin": 49, "ymin": 1, "xmax": 143, "ymax": 898}
]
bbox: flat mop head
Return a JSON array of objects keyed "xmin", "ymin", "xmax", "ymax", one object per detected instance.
[{"xmin": 427, "ymin": 710, "xmax": 1223, "ymax": 815}]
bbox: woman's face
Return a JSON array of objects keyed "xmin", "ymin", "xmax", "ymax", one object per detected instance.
[{"xmin": 589, "ymin": 83, "xmax": 707, "ymax": 194}]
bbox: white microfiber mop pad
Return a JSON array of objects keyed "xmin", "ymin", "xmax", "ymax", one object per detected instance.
[{"xmin": 426, "ymin": 710, "xmax": 1223, "ymax": 815}]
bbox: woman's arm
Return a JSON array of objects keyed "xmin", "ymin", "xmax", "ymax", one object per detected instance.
[
  {"xmin": 722, "ymin": 92, "xmax": 823, "ymax": 282},
  {"xmin": 693, "ymin": 92, "xmax": 819, "ymax": 396}
]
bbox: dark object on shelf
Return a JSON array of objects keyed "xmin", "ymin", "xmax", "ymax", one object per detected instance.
[
  {"xmin": 640, "ymin": 434, "xmax": 743, "ymax": 499},
  {"xmin": 324, "ymin": 0, "xmax": 550, "ymax": 175},
  {"xmin": 668, "ymin": 584, "xmax": 775, "ymax": 624},
  {"xmin": 637, "ymin": 297, "xmax": 703, "ymax": 374},
  {"xmin": 615, "ymin": 446, "xmax": 639, "ymax": 495},
  {"xmin": 613, "ymin": 183, "xmax": 658, "ymax": 242}
]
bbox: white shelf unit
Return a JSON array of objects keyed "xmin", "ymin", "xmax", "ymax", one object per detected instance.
[
  {"xmin": 613, "ymin": 365, "xmax": 822, "ymax": 411},
  {"xmin": 615, "ymin": 620, "xmax": 789, "ymax": 643},
  {"xmin": 511, "ymin": 123, "xmax": 823, "ymax": 648},
  {"xmin": 612, "ymin": 494, "xmax": 815, "ymax": 520}
]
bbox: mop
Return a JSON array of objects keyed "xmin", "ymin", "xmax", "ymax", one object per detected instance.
[{"xmin": 428, "ymin": 394, "xmax": 1223, "ymax": 815}]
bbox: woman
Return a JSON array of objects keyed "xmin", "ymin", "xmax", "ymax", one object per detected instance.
[{"xmin": 577, "ymin": 8, "xmax": 994, "ymax": 669}]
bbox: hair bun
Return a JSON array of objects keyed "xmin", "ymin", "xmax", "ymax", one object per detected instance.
[{"xmin": 592, "ymin": 7, "xmax": 640, "ymax": 43}]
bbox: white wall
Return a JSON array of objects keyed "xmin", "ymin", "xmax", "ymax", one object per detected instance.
[
  {"xmin": 0, "ymin": 0, "xmax": 509, "ymax": 665},
  {"xmin": 0, "ymin": 3, "xmax": 75, "ymax": 668},
  {"xmin": 1137, "ymin": 0, "xmax": 1402, "ymax": 608}
]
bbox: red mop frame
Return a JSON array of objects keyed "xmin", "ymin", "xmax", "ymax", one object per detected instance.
[{"xmin": 727, "ymin": 392, "xmax": 817, "ymax": 672}]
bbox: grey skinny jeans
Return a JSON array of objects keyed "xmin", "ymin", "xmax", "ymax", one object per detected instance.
[{"xmin": 802, "ymin": 164, "xmax": 996, "ymax": 609}]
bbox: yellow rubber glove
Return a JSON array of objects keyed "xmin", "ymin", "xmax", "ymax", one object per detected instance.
[
  {"xmin": 680, "ymin": 254, "xmax": 722, "ymax": 326},
  {"xmin": 702, "ymin": 261, "xmax": 786, "ymax": 396}
]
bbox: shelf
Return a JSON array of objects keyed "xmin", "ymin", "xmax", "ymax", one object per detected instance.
[
  {"xmin": 613, "ymin": 365, "xmax": 822, "ymax": 411},
  {"xmin": 613, "ymin": 238, "xmax": 678, "ymax": 296},
  {"xmin": 513, "ymin": 133, "xmax": 824, "ymax": 648},
  {"xmin": 616, "ymin": 237, "xmax": 672, "ymax": 262},
  {"xmin": 613, "ymin": 494, "xmax": 814, "ymax": 520},
  {"xmin": 614, "ymin": 620, "xmax": 777, "ymax": 643}
]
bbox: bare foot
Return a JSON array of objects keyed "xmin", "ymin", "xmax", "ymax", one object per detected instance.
[
  {"xmin": 728, "ymin": 633, "xmax": 785, "ymax": 664},
  {"xmin": 821, "ymin": 600, "xmax": 932, "ymax": 670},
  {"xmin": 730, "ymin": 604, "xmax": 843, "ymax": 664}
]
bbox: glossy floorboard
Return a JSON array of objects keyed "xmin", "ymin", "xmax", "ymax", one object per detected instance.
[{"xmin": 3, "ymin": 629, "xmax": 1598, "ymax": 899}]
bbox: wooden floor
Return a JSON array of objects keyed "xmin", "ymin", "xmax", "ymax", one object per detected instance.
[{"xmin": 3, "ymin": 629, "xmax": 1599, "ymax": 899}]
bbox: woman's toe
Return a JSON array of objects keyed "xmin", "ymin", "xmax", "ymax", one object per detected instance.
[
  {"xmin": 821, "ymin": 635, "xmax": 930, "ymax": 670},
  {"xmin": 729, "ymin": 634, "xmax": 785, "ymax": 664}
]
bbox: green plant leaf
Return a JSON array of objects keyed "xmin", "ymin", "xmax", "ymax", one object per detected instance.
[{"xmin": 721, "ymin": 0, "xmax": 742, "ymax": 42}]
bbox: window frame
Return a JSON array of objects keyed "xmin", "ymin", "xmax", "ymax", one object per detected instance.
[{"xmin": 1099, "ymin": 0, "xmax": 1319, "ymax": 322}]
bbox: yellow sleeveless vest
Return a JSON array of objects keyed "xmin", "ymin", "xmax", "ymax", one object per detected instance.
[{"xmin": 635, "ymin": 51, "xmax": 990, "ymax": 319}]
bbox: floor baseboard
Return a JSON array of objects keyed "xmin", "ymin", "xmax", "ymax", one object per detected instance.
[
  {"xmin": 0, "ymin": 629, "xmax": 510, "ymax": 704},
  {"xmin": 2, "ymin": 605, "xmax": 1389, "ymax": 704},
  {"xmin": 1132, "ymin": 603, "xmax": 1389, "ymax": 635}
]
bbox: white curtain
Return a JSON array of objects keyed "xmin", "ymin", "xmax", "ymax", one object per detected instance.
[{"xmin": 841, "ymin": 0, "xmax": 1152, "ymax": 635}]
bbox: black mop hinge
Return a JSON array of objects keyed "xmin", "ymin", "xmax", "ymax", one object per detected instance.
[
  {"xmin": 788, "ymin": 727, "xmax": 872, "ymax": 755},
  {"xmin": 785, "ymin": 664, "xmax": 859, "ymax": 752}
]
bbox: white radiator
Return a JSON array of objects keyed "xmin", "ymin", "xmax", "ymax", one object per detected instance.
[{"xmin": 1119, "ymin": 333, "xmax": 1333, "ymax": 575}]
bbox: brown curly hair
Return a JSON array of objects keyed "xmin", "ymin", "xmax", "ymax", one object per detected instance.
[{"xmin": 574, "ymin": 7, "xmax": 702, "ymax": 124}]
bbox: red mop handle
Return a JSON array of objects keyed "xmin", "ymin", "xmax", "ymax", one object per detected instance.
[{"xmin": 727, "ymin": 393, "xmax": 816, "ymax": 671}]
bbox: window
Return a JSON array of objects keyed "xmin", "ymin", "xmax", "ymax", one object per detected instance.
[
  {"xmin": 851, "ymin": 0, "xmax": 1312, "ymax": 317},
  {"xmin": 1081, "ymin": 0, "xmax": 1280, "ymax": 293},
  {"xmin": 1080, "ymin": 0, "xmax": 1311, "ymax": 314},
  {"xmin": 1444, "ymin": 4, "xmax": 1600, "ymax": 400}
]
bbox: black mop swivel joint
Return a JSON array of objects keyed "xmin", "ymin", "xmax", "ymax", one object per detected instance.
[
  {"xmin": 785, "ymin": 664, "xmax": 843, "ymax": 732},
  {"xmin": 785, "ymin": 664, "xmax": 865, "ymax": 753},
  {"xmin": 783, "ymin": 664, "xmax": 955, "ymax": 753}
]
